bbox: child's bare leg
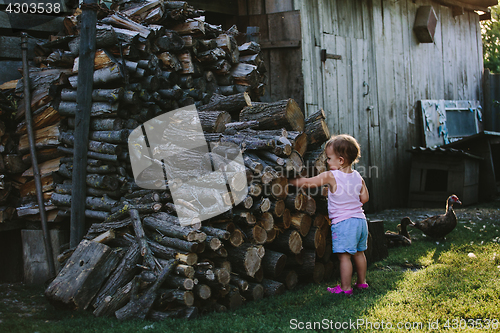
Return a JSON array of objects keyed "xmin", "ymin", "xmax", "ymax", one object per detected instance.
[
  {"xmin": 353, "ymin": 251, "xmax": 367, "ymax": 285},
  {"xmin": 337, "ymin": 253, "xmax": 353, "ymax": 291}
]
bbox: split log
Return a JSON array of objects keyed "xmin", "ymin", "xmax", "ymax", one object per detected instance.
[
  {"xmin": 93, "ymin": 241, "xmax": 141, "ymax": 314},
  {"xmin": 304, "ymin": 109, "xmax": 330, "ymax": 149},
  {"xmin": 45, "ymin": 240, "xmax": 122, "ymax": 310},
  {"xmin": 238, "ymin": 41, "xmax": 260, "ymax": 55},
  {"xmin": 149, "ymin": 307, "xmax": 198, "ymax": 320},
  {"xmin": 68, "ymin": 64, "xmax": 123, "ymax": 88}
]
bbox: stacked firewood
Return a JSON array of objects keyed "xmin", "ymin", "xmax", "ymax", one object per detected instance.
[
  {"xmin": 11, "ymin": 0, "xmax": 267, "ymax": 223},
  {"xmin": 45, "ymin": 98, "xmax": 333, "ymax": 320},
  {"xmin": 0, "ymin": 83, "xmax": 20, "ymax": 224}
]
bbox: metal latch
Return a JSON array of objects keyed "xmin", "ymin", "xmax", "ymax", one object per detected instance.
[{"xmin": 320, "ymin": 49, "xmax": 342, "ymax": 61}]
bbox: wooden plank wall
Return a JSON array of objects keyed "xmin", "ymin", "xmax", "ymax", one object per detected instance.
[
  {"xmin": 297, "ymin": 0, "xmax": 484, "ymax": 210},
  {"xmin": 235, "ymin": 0, "xmax": 304, "ymax": 108}
]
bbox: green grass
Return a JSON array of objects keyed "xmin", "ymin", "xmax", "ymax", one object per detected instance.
[{"xmin": 1, "ymin": 203, "xmax": 500, "ymax": 333}]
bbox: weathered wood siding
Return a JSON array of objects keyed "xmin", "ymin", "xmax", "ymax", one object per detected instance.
[{"xmin": 296, "ymin": 0, "xmax": 484, "ymax": 210}]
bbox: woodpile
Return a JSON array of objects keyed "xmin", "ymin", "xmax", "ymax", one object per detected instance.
[
  {"xmin": 45, "ymin": 95, "xmax": 333, "ymax": 319},
  {"xmin": 2, "ymin": 0, "xmax": 356, "ymax": 322}
]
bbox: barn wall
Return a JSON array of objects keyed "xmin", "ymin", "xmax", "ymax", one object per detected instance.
[{"xmin": 296, "ymin": 0, "xmax": 484, "ymax": 211}]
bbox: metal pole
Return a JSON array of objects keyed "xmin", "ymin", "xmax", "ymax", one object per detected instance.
[
  {"xmin": 70, "ymin": 0, "xmax": 97, "ymax": 247},
  {"xmin": 21, "ymin": 33, "xmax": 56, "ymax": 278}
]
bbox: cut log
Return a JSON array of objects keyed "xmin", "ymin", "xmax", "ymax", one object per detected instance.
[
  {"xmin": 276, "ymin": 269, "xmax": 298, "ymax": 290},
  {"xmin": 67, "ymin": 118, "xmax": 123, "ymax": 131},
  {"xmin": 198, "ymin": 111, "xmax": 231, "ymax": 133},
  {"xmin": 242, "ymin": 282, "xmax": 263, "ymax": 301},
  {"xmin": 226, "ymin": 244, "xmax": 261, "ymax": 278},
  {"xmin": 129, "ymin": 209, "xmax": 157, "ymax": 272},
  {"xmin": 275, "ymin": 208, "xmax": 291, "ymax": 229},
  {"xmin": 241, "ymin": 225, "xmax": 267, "ymax": 244},
  {"xmin": 290, "ymin": 212, "xmax": 312, "ymax": 237},
  {"xmin": 261, "ymin": 279, "xmax": 285, "ymax": 297},
  {"xmin": 61, "ymin": 88, "xmax": 124, "ymax": 104},
  {"xmin": 287, "ymin": 131, "xmax": 308, "ymax": 157},
  {"xmin": 147, "ymin": 229, "xmax": 198, "ymax": 252},
  {"xmin": 45, "ymin": 240, "xmax": 121, "ymax": 310},
  {"xmin": 198, "ymin": 92, "xmax": 251, "ymax": 118},
  {"xmin": 230, "ymin": 274, "xmax": 249, "ymax": 291},
  {"xmin": 143, "ymin": 216, "xmax": 204, "ymax": 242},
  {"xmin": 268, "ymin": 229, "xmax": 302, "ymax": 254},
  {"xmin": 92, "ymin": 241, "xmax": 141, "ymax": 314},
  {"xmin": 257, "ymin": 212, "xmax": 274, "ymax": 232},
  {"xmin": 231, "ymin": 63, "xmax": 258, "ymax": 87},
  {"xmin": 261, "ymin": 250, "xmax": 287, "ymax": 278},
  {"xmin": 18, "ymin": 122, "xmax": 60, "ymax": 154},
  {"xmin": 304, "ymin": 109, "xmax": 330, "ymax": 149},
  {"xmin": 239, "ymin": 99, "xmax": 304, "ymax": 132}
]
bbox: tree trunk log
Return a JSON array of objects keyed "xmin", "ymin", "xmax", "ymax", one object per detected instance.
[
  {"xmin": 268, "ymin": 229, "xmax": 302, "ymax": 254},
  {"xmin": 239, "ymin": 99, "xmax": 304, "ymax": 132},
  {"xmin": 226, "ymin": 244, "xmax": 261, "ymax": 278},
  {"xmin": 261, "ymin": 250, "xmax": 287, "ymax": 279},
  {"xmin": 261, "ymin": 279, "xmax": 285, "ymax": 297}
]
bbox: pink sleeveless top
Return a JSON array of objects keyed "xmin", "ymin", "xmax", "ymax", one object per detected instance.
[{"xmin": 328, "ymin": 170, "xmax": 366, "ymax": 224}]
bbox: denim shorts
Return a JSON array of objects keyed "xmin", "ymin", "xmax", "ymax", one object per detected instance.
[{"xmin": 331, "ymin": 217, "xmax": 368, "ymax": 254}]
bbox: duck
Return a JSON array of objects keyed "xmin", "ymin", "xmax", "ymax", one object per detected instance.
[
  {"xmin": 385, "ymin": 217, "xmax": 413, "ymax": 247},
  {"xmin": 408, "ymin": 194, "xmax": 462, "ymax": 239}
]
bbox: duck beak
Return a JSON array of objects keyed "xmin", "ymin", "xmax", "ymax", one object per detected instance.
[{"xmin": 456, "ymin": 199, "xmax": 462, "ymax": 205}]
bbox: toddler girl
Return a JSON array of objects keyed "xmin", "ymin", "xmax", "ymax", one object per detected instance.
[{"xmin": 289, "ymin": 134, "xmax": 369, "ymax": 295}]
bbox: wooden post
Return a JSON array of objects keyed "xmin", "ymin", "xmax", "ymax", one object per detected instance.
[
  {"xmin": 71, "ymin": 0, "xmax": 97, "ymax": 247},
  {"xmin": 21, "ymin": 33, "xmax": 56, "ymax": 279}
]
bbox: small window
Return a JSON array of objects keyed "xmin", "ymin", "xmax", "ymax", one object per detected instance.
[{"xmin": 424, "ymin": 169, "xmax": 448, "ymax": 191}]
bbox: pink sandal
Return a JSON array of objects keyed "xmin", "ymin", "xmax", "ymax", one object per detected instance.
[
  {"xmin": 354, "ymin": 283, "xmax": 369, "ymax": 289},
  {"xmin": 327, "ymin": 285, "xmax": 353, "ymax": 295}
]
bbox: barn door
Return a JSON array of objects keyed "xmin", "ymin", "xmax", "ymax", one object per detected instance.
[{"xmin": 320, "ymin": 33, "xmax": 373, "ymax": 176}]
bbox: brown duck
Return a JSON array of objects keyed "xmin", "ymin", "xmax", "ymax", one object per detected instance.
[
  {"xmin": 408, "ymin": 195, "xmax": 462, "ymax": 239},
  {"xmin": 385, "ymin": 217, "xmax": 413, "ymax": 247}
]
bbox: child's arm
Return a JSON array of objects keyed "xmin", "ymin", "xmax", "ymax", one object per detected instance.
[
  {"xmin": 289, "ymin": 171, "xmax": 335, "ymax": 189},
  {"xmin": 360, "ymin": 179, "xmax": 369, "ymax": 204}
]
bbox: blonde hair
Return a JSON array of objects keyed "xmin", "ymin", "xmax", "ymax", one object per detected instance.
[{"xmin": 325, "ymin": 134, "xmax": 361, "ymax": 166}]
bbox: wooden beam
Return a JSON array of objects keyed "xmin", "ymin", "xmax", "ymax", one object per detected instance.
[
  {"xmin": 71, "ymin": 0, "xmax": 97, "ymax": 247},
  {"xmin": 433, "ymin": 0, "xmax": 489, "ymax": 12},
  {"xmin": 260, "ymin": 40, "xmax": 300, "ymax": 49},
  {"xmin": 187, "ymin": 0, "xmax": 239, "ymax": 15}
]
